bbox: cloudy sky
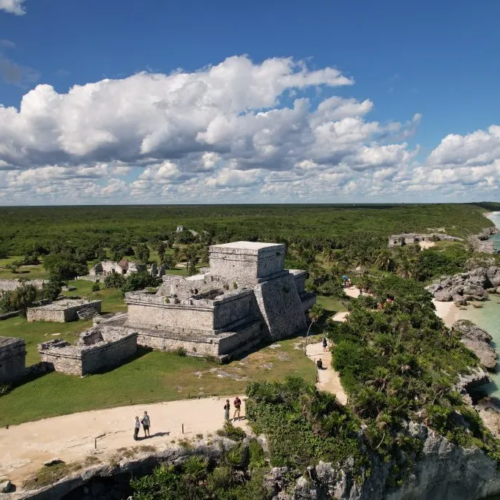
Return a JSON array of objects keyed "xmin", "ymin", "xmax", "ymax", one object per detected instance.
[{"xmin": 1, "ymin": 0, "xmax": 500, "ymax": 205}]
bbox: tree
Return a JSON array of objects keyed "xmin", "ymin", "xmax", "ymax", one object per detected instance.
[
  {"xmin": 135, "ymin": 243, "xmax": 150, "ymax": 264},
  {"xmin": 1, "ymin": 285, "xmax": 39, "ymax": 317},
  {"xmin": 43, "ymin": 253, "xmax": 88, "ymax": 280},
  {"xmin": 42, "ymin": 276, "xmax": 63, "ymax": 301},
  {"xmin": 304, "ymin": 304, "xmax": 325, "ymax": 350},
  {"xmin": 121, "ymin": 272, "xmax": 158, "ymax": 293},
  {"xmin": 157, "ymin": 241, "xmax": 166, "ymax": 263},
  {"xmin": 104, "ymin": 273, "xmax": 126, "ymax": 289}
]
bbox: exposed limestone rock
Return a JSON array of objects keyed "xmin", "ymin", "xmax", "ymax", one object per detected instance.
[
  {"xmin": 427, "ymin": 267, "xmax": 500, "ymax": 303},
  {"xmin": 477, "ymin": 399, "xmax": 500, "ymax": 440},
  {"xmin": 469, "ymin": 227, "xmax": 499, "ymax": 254},
  {"xmin": 451, "ymin": 320, "xmax": 497, "ymax": 370}
]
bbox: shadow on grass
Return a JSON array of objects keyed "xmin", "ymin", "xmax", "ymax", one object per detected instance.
[{"xmin": 88, "ymin": 346, "xmax": 153, "ymax": 375}]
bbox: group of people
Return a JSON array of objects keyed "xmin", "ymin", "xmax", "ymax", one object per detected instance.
[
  {"xmin": 224, "ymin": 396, "xmax": 242, "ymax": 422},
  {"xmin": 134, "ymin": 411, "xmax": 151, "ymax": 440}
]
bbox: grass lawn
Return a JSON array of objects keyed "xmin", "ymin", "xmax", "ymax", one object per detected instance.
[
  {"xmin": 0, "ymin": 336, "xmax": 317, "ymax": 427},
  {"xmin": 0, "ymin": 256, "xmax": 50, "ymax": 280},
  {"xmin": 317, "ymin": 295, "xmax": 348, "ymax": 314}
]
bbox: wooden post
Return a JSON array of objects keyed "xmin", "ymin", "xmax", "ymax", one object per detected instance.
[{"xmin": 182, "ymin": 423, "xmax": 184, "ymax": 434}]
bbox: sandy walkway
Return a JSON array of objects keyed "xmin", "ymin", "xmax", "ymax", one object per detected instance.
[
  {"xmin": 0, "ymin": 396, "xmax": 246, "ymax": 484},
  {"xmin": 306, "ymin": 342, "xmax": 347, "ymax": 405},
  {"xmin": 332, "ymin": 311, "xmax": 349, "ymax": 322},
  {"xmin": 432, "ymin": 299, "xmax": 461, "ymax": 328},
  {"xmin": 419, "ymin": 241, "xmax": 436, "ymax": 249}
]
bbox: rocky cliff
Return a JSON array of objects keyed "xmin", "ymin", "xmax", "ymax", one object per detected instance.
[
  {"xmin": 451, "ymin": 320, "xmax": 497, "ymax": 370},
  {"xmin": 427, "ymin": 266, "xmax": 500, "ymax": 305},
  {"xmin": 469, "ymin": 227, "xmax": 500, "ymax": 254},
  {"xmin": 11, "ymin": 425, "xmax": 500, "ymax": 500}
]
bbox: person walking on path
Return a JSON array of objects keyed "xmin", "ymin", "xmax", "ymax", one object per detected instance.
[
  {"xmin": 322, "ymin": 337, "xmax": 328, "ymax": 352},
  {"xmin": 233, "ymin": 397, "xmax": 242, "ymax": 421},
  {"xmin": 134, "ymin": 416, "xmax": 140, "ymax": 441},
  {"xmin": 142, "ymin": 411, "xmax": 151, "ymax": 438},
  {"xmin": 224, "ymin": 400, "xmax": 230, "ymax": 421}
]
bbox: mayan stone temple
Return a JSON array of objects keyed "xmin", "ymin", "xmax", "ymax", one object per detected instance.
[{"xmin": 99, "ymin": 241, "xmax": 316, "ymax": 362}]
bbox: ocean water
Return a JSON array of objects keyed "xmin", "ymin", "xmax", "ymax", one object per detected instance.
[{"xmin": 465, "ymin": 212, "xmax": 500, "ymax": 398}]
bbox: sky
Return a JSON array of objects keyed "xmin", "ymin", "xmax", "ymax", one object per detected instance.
[{"xmin": 0, "ymin": 0, "xmax": 500, "ymax": 205}]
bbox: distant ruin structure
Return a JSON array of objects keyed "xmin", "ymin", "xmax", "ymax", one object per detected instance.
[
  {"xmin": 38, "ymin": 327, "xmax": 138, "ymax": 376},
  {"xmin": 0, "ymin": 337, "xmax": 26, "ymax": 383},
  {"xmin": 89, "ymin": 260, "xmax": 146, "ymax": 278},
  {"xmin": 388, "ymin": 233, "xmax": 462, "ymax": 248},
  {"xmin": 27, "ymin": 299, "xmax": 102, "ymax": 323},
  {"xmin": 99, "ymin": 241, "xmax": 315, "ymax": 362}
]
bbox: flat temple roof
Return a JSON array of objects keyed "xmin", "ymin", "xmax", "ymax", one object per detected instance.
[{"xmin": 211, "ymin": 241, "xmax": 283, "ymax": 250}]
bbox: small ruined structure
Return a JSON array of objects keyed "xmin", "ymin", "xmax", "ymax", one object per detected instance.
[
  {"xmin": 38, "ymin": 327, "xmax": 138, "ymax": 376},
  {"xmin": 176, "ymin": 225, "xmax": 185, "ymax": 233},
  {"xmin": 100, "ymin": 241, "xmax": 315, "ymax": 361},
  {"xmin": 388, "ymin": 233, "xmax": 462, "ymax": 248},
  {"xmin": 89, "ymin": 260, "xmax": 146, "ymax": 277},
  {"xmin": 27, "ymin": 299, "xmax": 102, "ymax": 323},
  {"xmin": 0, "ymin": 336, "xmax": 26, "ymax": 383}
]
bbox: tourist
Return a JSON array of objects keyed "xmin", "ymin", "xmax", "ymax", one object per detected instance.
[
  {"xmin": 316, "ymin": 358, "xmax": 323, "ymax": 370},
  {"xmin": 134, "ymin": 416, "xmax": 140, "ymax": 440},
  {"xmin": 233, "ymin": 396, "xmax": 242, "ymax": 421},
  {"xmin": 224, "ymin": 399, "xmax": 230, "ymax": 421},
  {"xmin": 322, "ymin": 337, "xmax": 328, "ymax": 352},
  {"xmin": 142, "ymin": 411, "xmax": 151, "ymax": 438}
]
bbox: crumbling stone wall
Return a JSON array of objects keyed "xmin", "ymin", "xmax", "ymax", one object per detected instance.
[
  {"xmin": 38, "ymin": 327, "xmax": 137, "ymax": 376},
  {"xmin": 0, "ymin": 337, "xmax": 26, "ymax": 383},
  {"xmin": 27, "ymin": 300, "xmax": 102, "ymax": 323}
]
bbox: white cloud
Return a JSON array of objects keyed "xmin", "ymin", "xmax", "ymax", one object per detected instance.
[
  {"xmin": 0, "ymin": 0, "xmax": 26, "ymax": 15},
  {"xmin": 14, "ymin": 54, "xmax": 499, "ymax": 204}
]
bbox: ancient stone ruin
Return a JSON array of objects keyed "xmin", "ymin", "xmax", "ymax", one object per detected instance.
[
  {"xmin": 38, "ymin": 326, "xmax": 138, "ymax": 376},
  {"xmin": 89, "ymin": 259, "xmax": 146, "ymax": 278},
  {"xmin": 100, "ymin": 241, "xmax": 316, "ymax": 361},
  {"xmin": 27, "ymin": 299, "xmax": 102, "ymax": 323},
  {"xmin": 0, "ymin": 336, "xmax": 26, "ymax": 384},
  {"xmin": 388, "ymin": 233, "xmax": 462, "ymax": 248}
]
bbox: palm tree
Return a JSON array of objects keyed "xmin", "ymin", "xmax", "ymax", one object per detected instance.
[{"xmin": 304, "ymin": 304, "xmax": 325, "ymax": 351}]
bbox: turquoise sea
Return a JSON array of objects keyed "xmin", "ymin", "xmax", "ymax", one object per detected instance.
[{"xmin": 465, "ymin": 212, "xmax": 500, "ymax": 399}]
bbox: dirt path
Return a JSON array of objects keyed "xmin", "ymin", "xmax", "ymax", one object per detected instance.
[
  {"xmin": 306, "ymin": 342, "xmax": 347, "ymax": 405},
  {"xmin": 0, "ymin": 396, "xmax": 247, "ymax": 485}
]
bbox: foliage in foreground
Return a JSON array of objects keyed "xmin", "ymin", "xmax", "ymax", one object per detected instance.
[
  {"xmin": 131, "ymin": 449, "xmax": 271, "ymax": 500},
  {"xmin": 246, "ymin": 377, "xmax": 365, "ymax": 470},
  {"xmin": 329, "ymin": 275, "xmax": 500, "ymax": 466}
]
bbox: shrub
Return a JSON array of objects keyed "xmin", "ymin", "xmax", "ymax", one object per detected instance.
[
  {"xmin": 92, "ymin": 282, "xmax": 100, "ymax": 292},
  {"xmin": 174, "ymin": 347, "xmax": 187, "ymax": 357},
  {"xmin": 216, "ymin": 421, "xmax": 247, "ymax": 441}
]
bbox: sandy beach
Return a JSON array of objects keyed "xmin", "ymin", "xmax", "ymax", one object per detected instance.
[{"xmin": 432, "ymin": 299, "xmax": 461, "ymax": 328}]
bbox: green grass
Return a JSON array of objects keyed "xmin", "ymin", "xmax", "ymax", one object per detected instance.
[
  {"xmin": 0, "ymin": 337, "xmax": 316, "ymax": 427},
  {"xmin": 0, "ymin": 256, "xmax": 51, "ymax": 280},
  {"xmin": 317, "ymin": 295, "xmax": 348, "ymax": 314}
]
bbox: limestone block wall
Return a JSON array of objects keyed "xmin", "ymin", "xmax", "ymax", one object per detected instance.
[
  {"xmin": 209, "ymin": 243, "xmax": 285, "ymax": 284},
  {"xmin": 39, "ymin": 330, "xmax": 138, "ymax": 376},
  {"xmin": 126, "ymin": 299, "xmax": 215, "ymax": 332},
  {"xmin": 212, "ymin": 290, "xmax": 257, "ymax": 331},
  {"xmin": 135, "ymin": 321, "xmax": 261, "ymax": 358},
  {"xmin": 81, "ymin": 333, "xmax": 137, "ymax": 375},
  {"xmin": 27, "ymin": 300, "xmax": 102, "ymax": 323},
  {"xmin": 159, "ymin": 274, "xmax": 230, "ymax": 300},
  {"xmin": 0, "ymin": 337, "xmax": 26, "ymax": 383},
  {"xmin": 290, "ymin": 270, "xmax": 308, "ymax": 295},
  {"xmin": 254, "ymin": 273, "xmax": 308, "ymax": 341}
]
